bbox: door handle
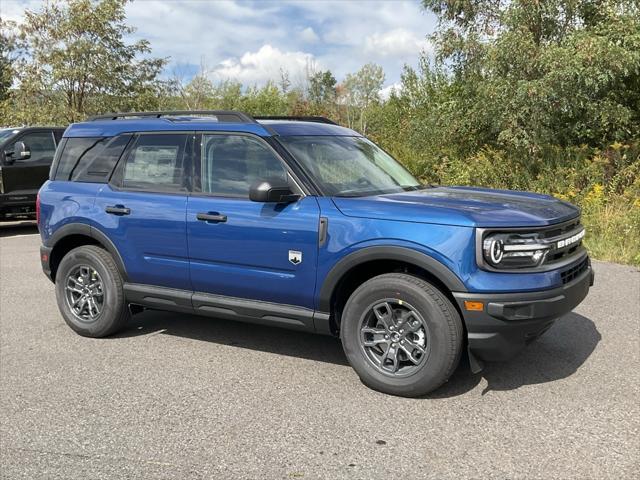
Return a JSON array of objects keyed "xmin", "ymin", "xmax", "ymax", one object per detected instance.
[
  {"xmin": 105, "ymin": 205, "xmax": 131, "ymax": 216},
  {"xmin": 197, "ymin": 212, "xmax": 227, "ymax": 223}
]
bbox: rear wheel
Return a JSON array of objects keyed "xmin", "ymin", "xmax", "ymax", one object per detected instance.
[
  {"xmin": 55, "ymin": 245, "xmax": 129, "ymax": 337},
  {"xmin": 340, "ymin": 273, "xmax": 463, "ymax": 397}
]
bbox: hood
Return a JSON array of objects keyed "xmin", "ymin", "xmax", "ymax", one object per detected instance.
[{"xmin": 332, "ymin": 186, "xmax": 580, "ymax": 228}]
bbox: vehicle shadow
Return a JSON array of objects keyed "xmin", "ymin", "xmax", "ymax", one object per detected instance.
[
  {"xmin": 427, "ymin": 312, "xmax": 601, "ymax": 398},
  {"xmin": 115, "ymin": 310, "xmax": 600, "ymax": 397},
  {"xmin": 0, "ymin": 221, "xmax": 38, "ymax": 238},
  {"xmin": 116, "ymin": 310, "xmax": 350, "ymax": 366}
]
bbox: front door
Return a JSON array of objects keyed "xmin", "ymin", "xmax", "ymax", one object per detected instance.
[
  {"xmin": 1, "ymin": 130, "xmax": 58, "ymax": 202},
  {"xmin": 93, "ymin": 132, "xmax": 193, "ymax": 290},
  {"xmin": 187, "ymin": 132, "xmax": 320, "ymax": 309}
]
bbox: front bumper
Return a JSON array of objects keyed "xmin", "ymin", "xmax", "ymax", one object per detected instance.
[{"xmin": 453, "ymin": 263, "xmax": 594, "ymax": 363}]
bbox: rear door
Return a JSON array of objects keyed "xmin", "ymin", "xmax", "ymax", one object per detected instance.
[
  {"xmin": 93, "ymin": 132, "xmax": 193, "ymax": 290},
  {"xmin": 187, "ymin": 132, "xmax": 320, "ymax": 309},
  {"xmin": 1, "ymin": 130, "xmax": 58, "ymax": 198}
]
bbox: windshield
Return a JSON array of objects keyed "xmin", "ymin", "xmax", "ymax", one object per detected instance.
[
  {"xmin": 0, "ymin": 128, "xmax": 19, "ymax": 144},
  {"xmin": 278, "ymin": 135, "xmax": 422, "ymax": 196}
]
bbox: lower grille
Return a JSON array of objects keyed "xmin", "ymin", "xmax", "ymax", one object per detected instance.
[{"xmin": 561, "ymin": 257, "xmax": 589, "ymax": 284}]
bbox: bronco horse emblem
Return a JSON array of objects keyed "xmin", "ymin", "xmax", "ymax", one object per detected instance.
[{"xmin": 288, "ymin": 250, "xmax": 302, "ymax": 265}]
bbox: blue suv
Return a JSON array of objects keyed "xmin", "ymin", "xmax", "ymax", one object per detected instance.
[{"xmin": 38, "ymin": 111, "xmax": 594, "ymax": 396}]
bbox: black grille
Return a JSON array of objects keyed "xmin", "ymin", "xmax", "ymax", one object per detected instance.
[
  {"xmin": 561, "ymin": 257, "xmax": 589, "ymax": 284},
  {"xmin": 539, "ymin": 218, "xmax": 581, "ymax": 240},
  {"xmin": 541, "ymin": 218, "xmax": 585, "ymax": 267}
]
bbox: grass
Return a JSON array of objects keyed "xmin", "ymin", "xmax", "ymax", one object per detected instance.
[
  {"xmin": 387, "ymin": 143, "xmax": 640, "ymax": 267},
  {"xmin": 581, "ymin": 197, "xmax": 640, "ymax": 266}
]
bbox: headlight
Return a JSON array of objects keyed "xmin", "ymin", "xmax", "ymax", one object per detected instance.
[
  {"xmin": 482, "ymin": 232, "xmax": 551, "ymax": 269},
  {"xmin": 477, "ymin": 221, "xmax": 586, "ymax": 271}
]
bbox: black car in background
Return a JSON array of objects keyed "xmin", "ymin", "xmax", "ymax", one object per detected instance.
[{"xmin": 0, "ymin": 126, "xmax": 65, "ymax": 221}]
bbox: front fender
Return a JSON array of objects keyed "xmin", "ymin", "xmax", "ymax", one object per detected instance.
[{"xmin": 317, "ymin": 244, "xmax": 467, "ymax": 313}]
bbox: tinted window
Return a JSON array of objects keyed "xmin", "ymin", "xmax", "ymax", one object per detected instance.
[
  {"xmin": 70, "ymin": 135, "xmax": 131, "ymax": 182},
  {"xmin": 53, "ymin": 137, "xmax": 104, "ymax": 181},
  {"xmin": 201, "ymin": 134, "xmax": 287, "ymax": 197},
  {"xmin": 121, "ymin": 134, "xmax": 189, "ymax": 191},
  {"xmin": 9, "ymin": 132, "xmax": 56, "ymax": 163}
]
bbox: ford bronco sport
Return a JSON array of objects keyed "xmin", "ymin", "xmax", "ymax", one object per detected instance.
[
  {"xmin": 1, "ymin": 126, "xmax": 64, "ymax": 220},
  {"xmin": 38, "ymin": 111, "xmax": 594, "ymax": 397}
]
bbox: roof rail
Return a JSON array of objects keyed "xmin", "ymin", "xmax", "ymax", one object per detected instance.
[
  {"xmin": 253, "ymin": 116, "xmax": 338, "ymax": 125},
  {"xmin": 87, "ymin": 110, "xmax": 256, "ymax": 123}
]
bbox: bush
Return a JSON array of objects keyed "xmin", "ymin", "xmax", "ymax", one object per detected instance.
[{"xmin": 384, "ymin": 141, "xmax": 640, "ymax": 266}]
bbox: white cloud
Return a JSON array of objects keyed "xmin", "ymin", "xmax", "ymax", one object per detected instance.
[
  {"xmin": 2, "ymin": 0, "xmax": 438, "ymax": 86},
  {"xmin": 380, "ymin": 82, "xmax": 402, "ymax": 100},
  {"xmin": 365, "ymin": 29, "xmax": 430, "ymax": 57},
  {"xmin": 0, "ymin": 0, "xmax": 40, "ymax": 23},
  {"xmin": 212, "ymin": 45, "xmax": 317, "ymax": 86},
  {"xmin": 299, "ymin": 27, "xmax": 319, "ymax": 44}
]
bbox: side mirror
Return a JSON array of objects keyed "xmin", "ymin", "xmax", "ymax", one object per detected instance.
[
  {"xmin": 5, "ymin": 141, "xmax": 30, "ymax": 163},
  {"xmin": 249, "ymin": 179, "xmax": 300, "ymax": 203}
]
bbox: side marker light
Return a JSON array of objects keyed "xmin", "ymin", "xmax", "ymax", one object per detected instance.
[{"xmin": 464, "ymin": 301, "xmax": 484, "ymax": 312}]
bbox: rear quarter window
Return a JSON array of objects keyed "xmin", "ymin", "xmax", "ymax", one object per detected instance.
[{"xmin": 53, "ymin": 135, "xmax": 132, "ymax": 182}]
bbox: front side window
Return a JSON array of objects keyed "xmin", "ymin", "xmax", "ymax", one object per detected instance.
[
  {"xmin": 121, "ymin": 134, "xmax": 189, "ymax": 191},
  {"xmin": 278, "ymin": 135, "xmax": 421, "ymax": 197},
  {"xmin": 8, "ymin": 131, "xmax": 56, "ymax": 163},
  {"xmin": 200, "ymin": 134, "xmax": 287, "ymax": 197}
]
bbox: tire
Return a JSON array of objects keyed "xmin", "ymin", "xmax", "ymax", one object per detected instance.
[
  {"xmin": 340, "ymin": 273, "xmax": 463, "ymax": 397},
  {"xmin": 55, "ymin": 245, "xmax": 129, "ymax": 337}
]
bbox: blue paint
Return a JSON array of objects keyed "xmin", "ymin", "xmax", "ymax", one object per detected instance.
[{"xmin": 40, "ymin": 118, "xmax": 587, "ymax": 316}]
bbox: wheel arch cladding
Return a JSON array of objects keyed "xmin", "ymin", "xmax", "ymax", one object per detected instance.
[
  {"xmin": 47, "ymin": 224, "xmax": 128, "ymax": 282},
  {"xmin": 318, "ymin": 246, "xmax": 467, "ymax": 331}
]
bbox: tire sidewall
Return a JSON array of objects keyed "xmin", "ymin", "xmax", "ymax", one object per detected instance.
[
  {"xmin": 55, "ymin": 247, "xmax": 124, "ymax": 337},
  {"xmin": 341, "ymin": 275, "xmax": 460, "ymax": 396}
]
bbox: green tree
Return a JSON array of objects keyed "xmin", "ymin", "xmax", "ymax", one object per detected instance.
[
  {"xmin": 240, "ymin": 82, "xmax": 289, "ymax": 115},
  {"xmin": 342, "ymin": 63, "xmax": 385, "ymax": 133},
  {"xmin": 170, "ymin": 62, "xmax": 217, "ymax": 111},
  {"xmin": 308, "ymin": 70, "xmax": 337, "ymax": 105},
  {"xmin": 12, "ymin": 0, "xmax": 167, "ymax": 123},
  {"xmin": 419, "ymin": 0, "xmax": 640, "ymax": 153},
  {"xmin": 0, "ymin": 20, "xmax": 19, "ymax": 106},
  {"xmin": 212, "ymin": 80, "xmax": 244, "ymax": 110}
]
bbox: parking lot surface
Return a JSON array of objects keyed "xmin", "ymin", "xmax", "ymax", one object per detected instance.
[{"xmin": 1, "ymin": 222, "xmax": 638, "ymax": 479}]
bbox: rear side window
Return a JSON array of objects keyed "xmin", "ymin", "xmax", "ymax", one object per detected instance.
[
  {"xmin": 118, "ymin": 134, "xmax": 189, "ymax": 192},
  {"xmin": 53, "ymin": 135, "xmax": 131, "ymax": 183}
]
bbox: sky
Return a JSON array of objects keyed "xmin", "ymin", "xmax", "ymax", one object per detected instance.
[{"xmin": 0, "ymin": 0, "xmax": 437, "ymax": 92}]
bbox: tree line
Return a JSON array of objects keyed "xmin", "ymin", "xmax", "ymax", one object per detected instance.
[
  {"xmin": 1, "ymin": 0, "xmax": 638, "ymax": 264},
  {"xmin": 0, "ymin": 0, "xmax": 388, "ymax": 133}
]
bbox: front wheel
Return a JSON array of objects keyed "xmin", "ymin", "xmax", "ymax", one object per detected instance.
[
  {"xmin": 55, "ymin": 245, "xmax": 129, "ymax": 337},
  {"xmin": 340, "ymin": 273, "xmax": 463, "ymax": 397}
]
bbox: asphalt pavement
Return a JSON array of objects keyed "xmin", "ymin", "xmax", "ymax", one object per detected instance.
[{"xmin": 1, "ymin": 221, "xmax": 638, "ymax": 479}]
